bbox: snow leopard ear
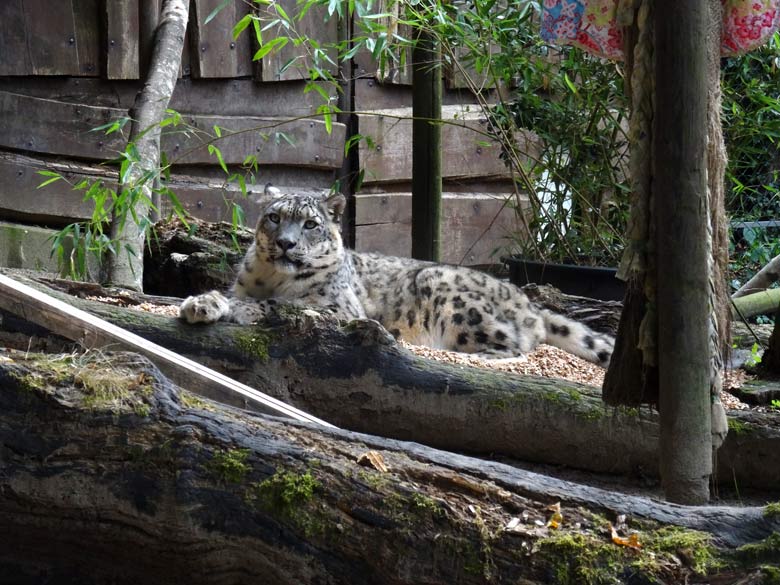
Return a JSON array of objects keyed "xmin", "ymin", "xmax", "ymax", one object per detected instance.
[
  {"xmin": 264, "ymin": 183, "xmax": 283, "ymax": 198},
  {"xmin": 324, "ymin": 192, "xmax": 346, "ymax": 221}
]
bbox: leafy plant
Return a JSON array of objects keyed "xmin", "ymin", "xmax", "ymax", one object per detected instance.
[
  {"xmin": 490, "ymin": 44, "xmax": 630, "ymax": 265},
  {"xmin": 722, "ymin": 32, "xmax": 780, "ymax": 291},
  {"xmin": 745, "ymin": 342, "xmax": 763, "ymax": 368},
  {"xmin": 398, "ymin": 0, "xmax": 630, "ymax": 265},
  {"xmin": 722, "ymin": 32, "xmax": 780, "ymax": 221},
  {"xmin": 39, "ymin": 112, "xmax": 263, "ymax": 280}
]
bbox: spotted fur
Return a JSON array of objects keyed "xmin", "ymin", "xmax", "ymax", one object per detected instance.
[{"xmin": 179, "ymin": 188, "xmax": 614, "ymax": 365}]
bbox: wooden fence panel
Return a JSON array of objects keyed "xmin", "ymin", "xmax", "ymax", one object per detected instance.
[
  {"xmin": 358, "ymin": 105, "xmax": 515, "ymax": 183},
  {"xmin": 354, "ymin": 191, "xmax": 524, "ymax": 265},
  {"xmin": 259, "ymin": 0, "xmax": 338, "ymax": 81},
  {"xmin": 105, "ymin": 0, "xmax": 140, "ymax": 79},
  {"xmin": 165, "ymin": 113, "xmax": 346, "ymax": 168},
  {"xmin": 138, "ymin": 0, "xmax": 162, "ymax": 75},
  {"xmin": 0, "ymin": 152, "xmax": 99, "ymax": 223},
  {"xmin": 0, "ymin": 92, "xmax": 345, "ymax": 170},
  {"xmin": 351, "ymin": 0, "xmax": 412, "ymax": 85},
  {"xmin": 73, "ymin": 0, "xmax": 102, "ymax": 76},
  {"xmin": 191, "ymin": 0, "xmax": 253, "ymax": 79},
  {"xmin": 22, "ymin": 0, "xmax": 81, "ymax": 75},
  {"xmin": 0, "ymin": 1, "xmax": 33, "ymax": 76}
]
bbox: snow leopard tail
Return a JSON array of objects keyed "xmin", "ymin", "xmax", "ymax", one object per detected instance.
[{"xmin": 541, "ymin": 310, "xmax": 614, "ymax": 367}]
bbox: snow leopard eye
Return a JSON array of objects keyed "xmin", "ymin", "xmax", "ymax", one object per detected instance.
[
  {"xmin": 268, "ymin": 213, "xmax": 280, "ymax": 224},
  {"xmin": 303, "ymin": 220, "xmax": 318, "ymax": 230}
]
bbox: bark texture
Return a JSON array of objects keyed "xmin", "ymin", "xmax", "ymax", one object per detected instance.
[
  {"xmin": 108, "ymin": 0, "xmax": 189, "ymax": 290},
  {"xmin": 654, "ymin": 0, "xmax": 712, "ymax": 504},
  {"xmin": 0, "ymin": 351, "xmax": 777, "ymax": 584}
]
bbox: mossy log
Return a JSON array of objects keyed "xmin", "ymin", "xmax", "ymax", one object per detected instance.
[
  {"xmin": 0, "ymin": 350, "xmax": 778, "ymax": 584},
  {"xmin": 1, "ymin": 271, "xmax": 780, "ymax": 493},
  {"xmin": 143, "ymin": 217, "xmax": 253, "ymax": 297}
]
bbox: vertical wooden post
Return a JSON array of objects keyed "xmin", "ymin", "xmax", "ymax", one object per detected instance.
[
  {"xmin": 337, "ymin": 3, "xmax": 358, "ymax": 248},
  {"xmin": 654, "ymin": 0, "xmax": 712, "ymax": 503},
  {"xmin": 411, "ymin": 27, "xmax": 442, "ymax": 262}
]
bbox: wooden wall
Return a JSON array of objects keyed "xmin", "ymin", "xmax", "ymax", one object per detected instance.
[{"xmin": 0, "ymin": 0, "xmax": 526, "ymax": 267}]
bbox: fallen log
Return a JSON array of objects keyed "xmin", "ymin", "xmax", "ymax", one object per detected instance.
[
  {"xmin": 1, "ymin": 270, "xmax": 780, "ymax": 492},
  {"xmin": 731, "ymin": 288, "xmax": 780, "ymax": 320},
  {"xmin": 0, "ymin": 350, "xmax": 777, "ymax": 584},
  {"xmin": 732, "ymin": 253, "xmax": 780, "ymax": 298}
]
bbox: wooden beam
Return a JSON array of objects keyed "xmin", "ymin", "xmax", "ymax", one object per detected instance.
[
  {"xmin": 654, "ymin": 0, "xmax": 712, "ymax": 504},
  {"xmin": 190, "ymin": 0, "xmax": 252, "ymax": 79},
  {"xmin": 0, "ymin": 272, "xmax": 335, "ymax": 428},
  {"xmin": 411, "ymin": 27, "xmax": 442, "ymax": 262}
]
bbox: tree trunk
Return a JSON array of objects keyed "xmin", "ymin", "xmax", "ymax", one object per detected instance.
[
  {"xmin": 411, "ymin": 26, "xmax": 442, "ymax": 262},
  {"xmin": 2, "ymin": 270, "xmax": 780, "ymax": 493},
  {"xmin": 0, "ymin": 351, "xmax": 777, "ymax": 584},
  {"xmin": 654, "ymin": 0, "xmax": 712, "ymax": 504},
  {"xmin": 763, "ymin": 304, "xmax": 780, "ymax": 374},
  {"xmin": 107, "ymin": 0, "xmax": 189, "ymax": 290}
]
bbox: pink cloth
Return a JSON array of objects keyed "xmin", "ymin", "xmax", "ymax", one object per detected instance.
[{"xmin": 540, "ymin": 0, "xmax": 780, "ymax": 60}]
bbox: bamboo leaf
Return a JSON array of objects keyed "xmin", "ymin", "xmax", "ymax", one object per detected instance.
[
  {"xmin": 232, "ymin": 13, "xmax": 253, "ymax": 39},
  {"xmin": 204, "ymin": 0, "xmax": 232, "ymax": 25}
]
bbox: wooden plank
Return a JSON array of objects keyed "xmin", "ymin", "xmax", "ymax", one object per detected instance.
[
  {"xmin": 163, "ymin": 113, "xmax": 346, "ymax": 168},
  {"xmin": 191, "ymin": 0, "xmax": 253, "ymax": 78},
  {"xmin": 0, "ymin": 150, "xmax": 334, "ymax": 227},
  {"xmin": 446, "ymin": 44, "xmax": 498, "ymax": 90},
  {"xmin": 73, "ymin": 0, "xmax": 102, "ymax": 76},
  {"xmin": 0, "ymin": 77, "xmax": 337, "ymax": 117},
  {"xmin": 354, "ymin": 191, "xmax": 524, "ymax": 265},
  {"xmin": 22, "ymin": 0, "xmax": 81, "ymax": 75},
  {"xmin": 0, "ymin": 0, "xmax": 32, "ymax": 75},
  {"xmin": 259, "ymin": 0, "xmax": 338, "ymax": 81},
  {"xmin": 0, "ymin": 91, "xmax": 345, "ymax": 169},
  {"xmin": 0, "ymin": 272, "xmax": 336, "ymax": 427},
  {"xmin": 138, "ymin": 0, "xmax": 162, "ymax": 75},
  {"xmin": 0, "ymin": 152, "xmax": 101, "ymax": 223},
  {"xmin": 106, "ymin": 0, "xmax": 140, "ymax": 79},
  {"xmin": 358, "ymin": 105, "xmax": 518, "ymax": 183},
  {"xmin": 353, "ymin": 78, "xmax": 491, "ymax": 111}
]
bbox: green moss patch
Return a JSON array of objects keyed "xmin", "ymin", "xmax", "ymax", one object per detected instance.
[
  {"xmin": 234, "ymin": 329, "xmax": 273, "ymax": 361},
  {"xmin": 206, "ymin": 448, "xmax": 252, "ymax": 484},
  {"xmin": 248, "ymin": 470, "xmax": 324, "ymax": 536}
]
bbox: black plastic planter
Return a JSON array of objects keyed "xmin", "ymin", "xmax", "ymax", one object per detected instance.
[{"xmin": 503, "ymin": 257, "xmax": 626, "ymax": 301}]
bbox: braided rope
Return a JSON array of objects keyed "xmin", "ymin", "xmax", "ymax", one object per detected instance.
[{"xmin": 617, "ymin": 0, "xmax": 657, "ymax": 366}]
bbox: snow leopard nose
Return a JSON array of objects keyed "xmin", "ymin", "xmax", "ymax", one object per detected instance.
[{"xmin": 276, "ymin": 238, "xmax": 296, "ymax": 251}]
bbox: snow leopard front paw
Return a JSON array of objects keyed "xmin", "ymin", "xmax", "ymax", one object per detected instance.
[{"xmin": 179, "ymin": 290, "xmax": 230, "ymax": 324}]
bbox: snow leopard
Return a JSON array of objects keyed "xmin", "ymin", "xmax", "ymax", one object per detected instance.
[{"xmin": 179, "ymin": 187, "xmax": 614, "ymax": 365}]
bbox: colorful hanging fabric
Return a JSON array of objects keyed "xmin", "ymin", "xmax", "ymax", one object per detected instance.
[{"xmin": 540, "ymin": 0, "xmax": 780, "ymax": 60}]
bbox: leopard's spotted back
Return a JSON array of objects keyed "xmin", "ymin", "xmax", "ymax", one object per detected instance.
[{"xmin": 180, "ymin": 189, "xmax": 614, "ymax": 365}]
